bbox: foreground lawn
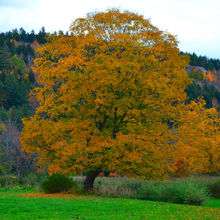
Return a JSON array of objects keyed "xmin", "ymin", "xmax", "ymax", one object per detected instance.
[
  {"xmin": 0, "ymin": 191, "xmax": 219, "ymax": 220},
  {"xmin": 204, "ymin": 198, "xmax": 220, "ymax": 209}
]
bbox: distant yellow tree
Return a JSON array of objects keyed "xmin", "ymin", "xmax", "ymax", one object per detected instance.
[{"xmin": 20, "ymin": 9, "xmax": 218, "ymax": 190}]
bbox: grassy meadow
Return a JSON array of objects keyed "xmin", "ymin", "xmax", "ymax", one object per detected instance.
[{"xmin": 0, "ymin": 191, "xmax": 219, "ymax": 219}]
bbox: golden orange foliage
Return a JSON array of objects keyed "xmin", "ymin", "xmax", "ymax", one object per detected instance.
[
  {"xmin": 207, "ymin": 71, "xmax": 216, "ymax": 82},
  {"xmin": 173, "ymin": 101, "xmax": 220, "ymax": 176},
  {"xmin": 20, "ymin": 10, "xmax": 219, "ymax": 180}
]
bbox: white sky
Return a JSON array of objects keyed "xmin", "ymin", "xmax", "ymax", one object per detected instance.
[{"xmin": 0, "ymin": 0, "xmax": 219, "ymax": 58}]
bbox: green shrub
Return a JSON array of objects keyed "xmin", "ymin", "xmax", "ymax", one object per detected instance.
[
  {"xmin": 192, "ymin": 176, "xmax": 220, "ymax": 198},
  {"xmin": 41, "ymin": 174, "xmax": 75, "ymax": 193},
  {"xmin": 137, "ymin": 179, "xmax": 209, "ymax": 205},
  {"xmin": 207, "ymin": 178, "xmax": 220, "ymax": 198}
]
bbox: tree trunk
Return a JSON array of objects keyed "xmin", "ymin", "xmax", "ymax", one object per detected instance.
[{"xmin": 84, "ymin": 170, "xmax": 100, "ymax": 191}]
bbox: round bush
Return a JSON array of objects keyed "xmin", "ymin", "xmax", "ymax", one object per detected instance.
[{"xmin": 41, "ymin": 174, "xmax": 75, "ymax": 193}]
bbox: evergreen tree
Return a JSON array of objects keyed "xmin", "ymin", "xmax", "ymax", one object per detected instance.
[
  {"xmin": 19, "ymin": 28, "xmax": 27, "ymax": 42},
  {"xmin": 37, "ymin": 27, "xmax": 47, "ymax": 44},
  {"xmin": 11, "ymin": 29, "xmax": 20, "ymax": 41},
  {"xmin": 28, "ymin": 30, "xmax": 36, "ymax": 43},
  {"xmin": 0, "ymin": 43, "xmax": 11, "ymax": 71},
  {"xmin": 28, "ymin": 69, "xmax": 35, "ymax": 84}
]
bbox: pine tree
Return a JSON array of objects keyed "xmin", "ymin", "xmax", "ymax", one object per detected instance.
[{"xmin": 0, "ymin": 43, "xmax": 11, "ymax": 71}]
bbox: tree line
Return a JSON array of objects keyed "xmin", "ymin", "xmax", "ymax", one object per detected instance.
[
  {"xmin": 0, "ymin": 27, "xmax": 47, "ymax": 44},
  {"xmin": 182, "ymin": 52, "xmax": 220, "ymax": 71}
]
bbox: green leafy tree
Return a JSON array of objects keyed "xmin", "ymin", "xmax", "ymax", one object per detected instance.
[{"xmin": 9, "ymin": 55, "xmax": 26, "ymax": 75}]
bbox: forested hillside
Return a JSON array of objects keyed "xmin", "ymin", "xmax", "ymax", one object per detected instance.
[
  {"xmin": 0, "ymin": 27, "xmax": 219, "ymax": 178},
  {"xmin": 0, "ymin": 28, "xmax": 41, "ymax": 177}
]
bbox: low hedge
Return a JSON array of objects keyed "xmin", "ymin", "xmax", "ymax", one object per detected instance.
[{"xmin": 137, "ymin": 179, "xmax": 210, "ymax": 205}]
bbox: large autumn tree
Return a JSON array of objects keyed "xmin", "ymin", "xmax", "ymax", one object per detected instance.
[{"xmin": 20, "ymin": 9, "xmax": 219, "ymax": 191}]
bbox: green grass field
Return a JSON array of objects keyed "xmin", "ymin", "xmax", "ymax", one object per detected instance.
[{"xmin": 0, "ymin": 190, "xmax": 219, "ymax": 220}]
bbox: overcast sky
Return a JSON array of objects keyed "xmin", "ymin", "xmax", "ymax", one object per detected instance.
[{"xmin": 0, "ymin": 0, "xmax": 219, "ymax": 58}]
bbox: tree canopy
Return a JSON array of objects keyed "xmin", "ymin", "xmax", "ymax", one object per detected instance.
[{"xmin": 20, "ymin": 10, "xmax": 220, "ymax": 190}]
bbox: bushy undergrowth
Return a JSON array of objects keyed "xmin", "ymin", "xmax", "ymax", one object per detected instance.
[
  {"xmin": 1, "ymin": 173, "xmax": 219, "ymax": 206},
  {"xmin": 73, "ymin": 177, "xmax": 211, "ymax": 205},
  {"xmin": 0, "ymin": 175, "xmax": 18, "ymax": 187},
  {"xmin": 0, "ymin": 173, "xmax": 48, "ymax": 188},
  {"xmin": 137, "ymin": 179, "xmax": 209, "ymax": 205},
  {"xmin": 41, "ymin": 174, "xmax": 76, "ymax": 193},
  {"xmin": 94, "ymin": 178, "xmax": 144, "ymax": 198},
  {"xmin": 0, "ymin": 185, "xmax": 34, "ymax": 193},
  {"xmin": 186, "ymin": 176, "xmax": 220, "ymax": 199},
  {"xmin": 206, "ymin": 178, "xmax": 220, "ymax": 198},
  {"xmin": 19, "ymin": 173, "xmax": 47, "ymax": 188}
]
